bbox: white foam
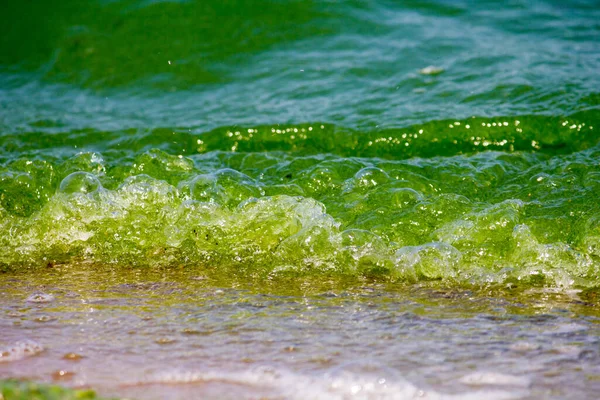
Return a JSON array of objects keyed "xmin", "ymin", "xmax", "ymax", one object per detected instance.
[
  {"xmin": 459, "ymin": 372, "xmax": 531, "ymax": 388},
  {"xmin": 0, "ymin": 340, "xmax": 44, "ymax": 363},
  {"xmin": 131, "ymin": 364, "xmax": 526, "ymax": 400},
  {"xmin": 419, "ymin": 66, "xmax": 444, "ymax": 75}
]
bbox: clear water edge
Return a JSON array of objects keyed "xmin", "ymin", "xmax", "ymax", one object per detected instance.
[{"xmin": 2, "ymin": 264, "xmax": 600, "ymax": 399}]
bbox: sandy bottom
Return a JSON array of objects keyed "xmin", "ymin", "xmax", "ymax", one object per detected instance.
[{"xmin": 1, "ymin": 265, "xmax": 600, "ymax": 399}]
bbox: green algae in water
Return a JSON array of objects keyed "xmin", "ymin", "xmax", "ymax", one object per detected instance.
[
  {"xmin": 1, "ymin": 113, "xmax": 600, "ymax": 288},
  {"xmin": 2, "ymin": 3, "xmax": 599, "ymax": 291},
  {"xmin": 0, "ymin": 380, "xmax": 108, "ymax": 400}
]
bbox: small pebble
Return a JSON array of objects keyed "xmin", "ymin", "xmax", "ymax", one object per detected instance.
[{"xmin": 63, "ymin": 352, "xmax": 84, "ymax": 361}]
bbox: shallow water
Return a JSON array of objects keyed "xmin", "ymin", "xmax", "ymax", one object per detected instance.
[
  {"xmin": 1, "ymin": 267, "xmax": 600, "ymax": 399},
  {"xmin": 2, "ymin": 0, "xmax": 600, "ymax": 398}
]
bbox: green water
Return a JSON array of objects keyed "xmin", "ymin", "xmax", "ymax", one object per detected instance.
[
  {"xmin": 2, "ymin": 114, "xmax": 600, "ymax": 287},
  {"xmin": 2, "ymin": 0, "xmax": 600, "ymax": 398}
]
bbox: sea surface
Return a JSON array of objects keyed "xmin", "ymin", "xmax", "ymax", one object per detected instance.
[{"xmin": 1, "ymin": 0, "xmax": 600, "ymax": 399}]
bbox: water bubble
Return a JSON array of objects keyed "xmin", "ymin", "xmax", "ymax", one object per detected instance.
[
  {"xmin": 345, "ymin": 167, "xmax": 390, "ymax": 191},
  {"xmin": 0, "ymin": 340, "xmax": 44, "ymax": 363},
  {"xmin": 58, "ymin": 172, "xmax": 102, "ymax": 194},
  {"xmin": 60, "ymin": 152, "xmax": 106, "ymax": 177},
  {"xmin": 395, "ymin": 242, "xmax": 462, "ymax": 280},
  {"xmin": 326, "ymin": 360, "xmax": 417, "ymax": 398},
  {"xmin": 188, "ymin": 168, "xmax": 262, "ymax": 207},
  {"xmin": 132, "ymin": 149, "xmax": 194, "ymax": 184},
  {"xmin": 26, "ymin": 292, "xmax": 55, "ymax": 303}
]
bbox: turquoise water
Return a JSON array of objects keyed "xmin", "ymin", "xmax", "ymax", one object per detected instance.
[{"xmin": 1, "ymin": 2, "xmax": 600, "ymax": 398}]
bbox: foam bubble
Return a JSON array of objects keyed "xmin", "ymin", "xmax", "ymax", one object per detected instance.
[
  {"xmin": 26, "ymin": 292, "xmax": 55, "ymax": 303},
  {"xmin": 132, "ymin": 365, "xmax": 526, "ymax": 400},
  {"xmin": 0, "ymin": 340, "xmax": 44, "ymax": 363},
  {"xmin": 58, "ymin": 172, "xmax": 102, "ymax": 195},
  {"xmin": 1, "ymin": 117, "xmax": 600, "ymax": 288}
]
